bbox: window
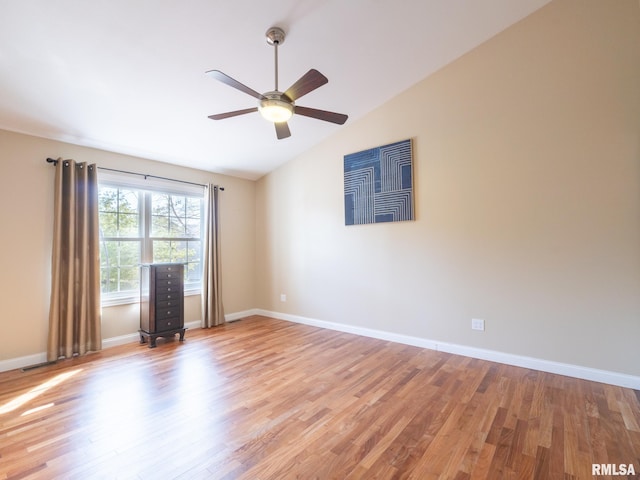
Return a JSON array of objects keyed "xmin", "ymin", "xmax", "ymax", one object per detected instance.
[
  {"xmin": 98, "ymin": 174, "xmax": 204, "ymax": 305},
  {"xmin": 98, "ymin": 186, "xmax": 142, "ymax": 298}
]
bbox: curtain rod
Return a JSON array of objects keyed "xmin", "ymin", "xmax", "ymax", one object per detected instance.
[{"xmin": 46, "ymin": 158, "xmax": 224, "ymax": 190}]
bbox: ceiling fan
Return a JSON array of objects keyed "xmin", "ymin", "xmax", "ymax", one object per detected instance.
[{"xmin": 206, "ymin": 27, "xmax": 348, "ymax": 140}]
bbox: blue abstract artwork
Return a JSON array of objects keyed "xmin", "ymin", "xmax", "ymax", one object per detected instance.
[{"xmin": 344, "ymin": 139, "xmax": 414, "ymax": 225}]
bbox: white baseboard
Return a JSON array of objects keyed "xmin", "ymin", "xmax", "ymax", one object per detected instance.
[
  {"xmin": 0, "ymin": 316, "xmax": 239, "ymax": 373},
  {"xmin": 0, "ymin": 315, "xmax": 205, "ymax": 372},
  {"xmin": 0, "ymin": 352, "xmax": 49, "ymax": 373},
  {"xmin": 225, "ymin": 309, "xmax": 259, "ymax": 322},
  {"xmin": 101, "ymin": 332, "xmax": 139, "ymax": 349},
  {"xmin": 5, "ymin": 309, "xmax": 638, "ymax": 391},
  {"xmin": 256, "ymin": 309, "xmax": 640, "ymax": 390}
]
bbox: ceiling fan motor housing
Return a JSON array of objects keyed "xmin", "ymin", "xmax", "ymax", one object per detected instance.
[{"xmin": 259, "ymin": 91, "xmax": 293, "ymax": 123}]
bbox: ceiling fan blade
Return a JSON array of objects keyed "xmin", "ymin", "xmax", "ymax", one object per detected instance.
[
  {"xmin": 294, "ymin": 106, "xmax": 348, "ymax": 125},
  {"xmin": 208, "ymin": 107, "xmax": 258, "ymax": 120},
  {"xmin": 205, "ymin": 70, "xmax": 265, "ymax": 100},
  {"xmin": 283, "ymin": 69, "xmax": 328, "ymax": 101},
  {"xmin": 275, "ymin": 122, "xmax": 291, "ymax": 140}
]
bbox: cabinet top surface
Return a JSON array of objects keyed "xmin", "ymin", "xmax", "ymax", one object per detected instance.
[{"xmin": 141, "ymin": 263, "xmax": 185, "ymax": 266}]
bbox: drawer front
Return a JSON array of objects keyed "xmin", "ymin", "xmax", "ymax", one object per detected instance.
[
  {"xmin": 156, "ymin": 278, "xmax": 182, "ymax": 290},
  {"xmin": 155, "ymin": 291, "xmax": 179, "ymax": 302},
  {"xmin": 157, "ymin": 306, "xmax": 181, "ymax": 320},
  {"xmin": 157, "ymin": 298, "xmax": 181, "ymax": 309},
  {"xmin": 156, "ymin": 317, "xmax": 181, "ymax": 332},
  {"xmin": 157, "ymin": 283, "xmax": 181, "ymax": 295}
]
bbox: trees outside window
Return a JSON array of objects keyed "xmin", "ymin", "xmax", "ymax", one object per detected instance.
[{"xmin": 150, "ymin": 192, "xmax": 202, "ymax": 284}]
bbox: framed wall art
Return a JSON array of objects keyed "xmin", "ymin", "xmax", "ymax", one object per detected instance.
[{"xmin": 343, "ymin": 139, "xmax": 414, "ymax": 225}]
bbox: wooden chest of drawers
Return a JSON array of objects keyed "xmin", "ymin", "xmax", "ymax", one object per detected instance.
[{"xmin": 139, "ymin": 263, "xmax": 186, "ymax": 348}]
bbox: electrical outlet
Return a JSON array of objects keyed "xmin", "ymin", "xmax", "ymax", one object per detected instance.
[
  {"xmin": 471, "ymin": 318, "xmax": 485, "ymax": 331},
  {"xmin": 280, "ymin": 293, "xmax": 287, "ymax": 302}
]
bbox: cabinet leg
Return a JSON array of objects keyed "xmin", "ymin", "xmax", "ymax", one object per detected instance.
[
  {"xmin": 179, "ymin": 329, "xmax": 186, "ymax": 342},
  {"xmin": 149, "ymin": 337, "xmax": 157, "ymax": 348}
]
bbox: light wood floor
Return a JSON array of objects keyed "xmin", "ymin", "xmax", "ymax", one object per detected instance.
[{"xmin": 1, "ymin": 316, "xmax": 638, "ymax": 479}]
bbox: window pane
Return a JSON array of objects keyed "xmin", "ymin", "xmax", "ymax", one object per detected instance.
[
  {"xmin": 119, "ymin": 241, "xmax": 140, "ymax": 266},
  {"xmin": 118, "ymin": 212, "xmax": 140, "ymax": 237},
  {"xmin": 150, "ymin": 193, "xmax": 201, "ymax": 239},
  {"xmin": 185, "ymin": 240, "xmax": 202, "ymax": 283},
  {"xmin": 99, "ymin": 211, "xmax": 118, "ymax": 236},
  {"xmin": 119, "ymin": 190, "xmax": 139, "ymax": 213},
  {"xmin": 186, "ymin": 262, "xmax": 201, "ymax": 283},
  {"xmin": 169, "ymin": 214, "xmax": 186, "ymax": 237},
  {"xmin": 153, "ymin": 240, "xmax": 187, "ymax": 263},
  {"xmin": 186, "ymin": 218, "xmax": 200, "ymax": 237},
  {"xmin": 151, "ymin": 194, "xmax": 168, "ymax": 237},
  {"xmin": 152, "ymin": 215, "xmax": 169, "ymax": 237},
  {"xmin": 152, "ymin": 194, "xmax": 169, "ymax": 215},
  {"xmin": 98, "ymin": 186, "xmax": 140, "ymax": 238},
  {"xmin": 186, "ymin": 240, "xmax": 201, "ymax": 263},
  {"xmin": 99, "ymin": 240, "xmax": 141, "ymax": 294},
  {"xmin": 186, "ymin": 197, "xmax": 201, "ymax": 217},
  {"xmin": 98, "ymin": 187, "xmax": 118, "ymax": 213},
  {"xmin": 152, "ymin": 240, "xmax": 174, "ymax": 263},
  {"xmin": 171, "ymin": 196, "xmax": 186, "ymax": 218}
]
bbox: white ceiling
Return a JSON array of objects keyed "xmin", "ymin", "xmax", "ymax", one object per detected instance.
[{"xmin": 0, "ymin": 0, "xmax": 550, "ymax": 180}]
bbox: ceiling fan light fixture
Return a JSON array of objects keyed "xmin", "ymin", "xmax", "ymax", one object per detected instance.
[{"xmin": 258, "ymin": 96, "xmax": 293, "ymax": 123}]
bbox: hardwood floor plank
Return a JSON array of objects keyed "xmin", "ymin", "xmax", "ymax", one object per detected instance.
[{"xmin": 0, "ymin": 316, "xmax": 638, "ymax": 479}]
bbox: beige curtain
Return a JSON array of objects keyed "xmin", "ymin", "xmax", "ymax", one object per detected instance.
[
  {"xmin": 47, "ymin": 159, "xmax": 102, "ymax": 361},
  {"xmin": 201, "ymin": 184, "xmax": 224, "ymax": 327}
]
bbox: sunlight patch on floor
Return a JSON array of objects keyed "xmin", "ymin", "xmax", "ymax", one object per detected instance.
[{"xmin": 0, "ymin": 369, "xmax": 82, "ymax": 414}]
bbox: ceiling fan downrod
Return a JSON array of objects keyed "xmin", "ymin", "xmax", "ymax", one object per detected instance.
[{"xmin": 266, "ymin": 27, "xmax": 285, "ymax": 92}]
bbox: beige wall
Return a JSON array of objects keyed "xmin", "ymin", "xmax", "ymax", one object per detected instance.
[
  {"xmin": 255, "ymin": 0, "xmax": 640, "ymax": 376},
  {"xmin": 0, "ymin": 129, "xmax": 256, "ymax": 362}
]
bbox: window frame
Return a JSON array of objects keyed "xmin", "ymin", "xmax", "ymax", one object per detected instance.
[{"xmin": 98, "ymin": 172, "xmax": 205, "ymax": 307}]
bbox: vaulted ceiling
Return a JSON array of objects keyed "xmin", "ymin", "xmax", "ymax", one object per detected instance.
[{"xmin": 0, "ymin": 0, "xmax": 550, "ymax": 179}]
